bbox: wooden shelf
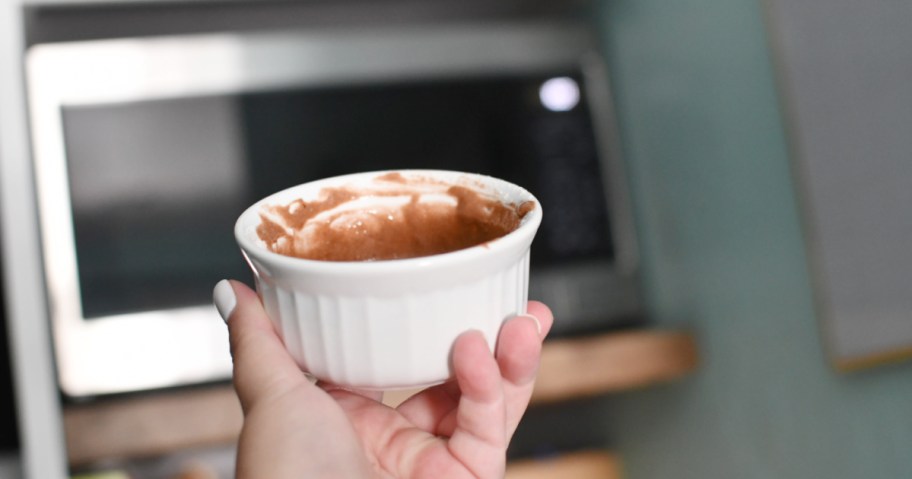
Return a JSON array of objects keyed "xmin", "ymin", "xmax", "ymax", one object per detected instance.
[
  {"xmin": 64, "ymin": 330, "xmax": 697, "ymax": 466},
  {"xmin": 506, "ymin": 450, "xmax": 621, "ymax": 479},
  {"xmin": 64, "ymin": 386, "xmax": 242, "ymax": 467},
  {"xmin": 532, "ymin": 330, "xmax": 697, "ymax": 404},
  {"xmin": 384, "ymin": 330, "xmax": 698, "ymax": 407}
]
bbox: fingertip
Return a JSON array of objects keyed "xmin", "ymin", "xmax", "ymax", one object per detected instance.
[
  {"xmin": 213, "ymin": 280, "xmax": 236, "ymax": 323},
  {"xmin": 452, "ymin": 330, "xmax": 500, "ymax": 400},
  {"xmin": 452, "ymin": 330, "xmax": 492, "ymax": 370},
  {"xmin": 501, "ymin": 315, "xmax": 542, "ymax": 345},
  {"xmin": 448, "ymin": 330, "xmax": 508, "ymax": 471},
  {"xmin": 224, "ymin": 281, "xmax": 270, "ymax": 331},
  {"xmin": 228, "ymin": 279, "xmax": 259, "ymax": 303},
  {"xmin": 495, "ymin": 315, "xmax": 543, "ymax": 385},
  {"xmin": 512, "ymin": 314, "xmax": 541, "ymax": 335},
  {"xmin": 221, "ymin": 280, "xmax": 303, "ymax": 411},
  {"xmin": 213, "ymin": 279, "xmax": 262, "ymax": 321},
  {"xmin": 526, "ymin": 301, "xmax": 554, "ymax": 339}
]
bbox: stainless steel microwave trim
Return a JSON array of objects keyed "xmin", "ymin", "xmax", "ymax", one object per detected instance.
[
  {"xmin": 26, "ymin": 21, "xmax": 626, "ymax": 397},
  {"xmin": 0, "ymin": 1, "xmax": 69, "ymax": 477},
  {"xmin": 582, "ymin": 52, "xmax": 639, "ymax": 276},
  {"xmin": 27, "ymin": 23, "xmax": 594, "ymax": 107},
  {"xmin": 521, "ymin": 51, "xmax": 642, "ymax": 335},
  {"xmin": 523, "ymin": 52, "xmax": 642, "ymax": 333},
  {"xmin": 24, "ymin": 0, "xmax": 234, "ymax": 4}
]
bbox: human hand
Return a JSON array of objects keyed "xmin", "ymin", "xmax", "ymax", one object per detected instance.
[{"xmin": 213, "ymin": 279, "xmax": 553, "ymax": 479}]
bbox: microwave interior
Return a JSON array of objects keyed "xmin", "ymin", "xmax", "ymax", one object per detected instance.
[{"xmin": 27, "ymin": 24, "xmax": 642, "ymax": 398}]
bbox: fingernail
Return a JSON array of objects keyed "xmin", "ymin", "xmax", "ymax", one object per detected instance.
[
  {"xmin": 213, "ymin": 280, "xmax": 237, "ymax": 323},
  {"xmin": 515, "ymin": 313, "xmax": 541, "ymax": 335}
]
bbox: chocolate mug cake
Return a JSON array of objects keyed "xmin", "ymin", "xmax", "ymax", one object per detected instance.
[{"xmin": 257, "ymin": 172, "xmax": 535, "ymax": 262}]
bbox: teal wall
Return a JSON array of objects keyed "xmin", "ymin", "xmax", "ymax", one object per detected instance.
[{"xmin": 594, "ymin": 0, "xmax": 912, "ymax": 477}]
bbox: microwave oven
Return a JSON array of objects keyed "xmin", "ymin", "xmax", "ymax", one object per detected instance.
[{"xmin": 24, "ymin": 20, "xmax": 641, "ymax": 398}]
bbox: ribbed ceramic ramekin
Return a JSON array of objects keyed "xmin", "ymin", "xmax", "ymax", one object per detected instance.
[{"xmin": 234, "ymin": 170, "xmax": 542, "ymax": 390}]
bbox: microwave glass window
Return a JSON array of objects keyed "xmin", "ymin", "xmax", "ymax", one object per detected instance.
[
  {"xmin": 63, "ymin": 96, "xmax": 253, "ymax": 318},
  {"xmin": 62, "ymin": 73, "xmax": 614, "ymax": 319}
]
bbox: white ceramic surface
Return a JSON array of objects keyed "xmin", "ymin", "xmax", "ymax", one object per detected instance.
[{"xmin": 235, "ymin": 170, "xmax": 542, "ymax": 389}]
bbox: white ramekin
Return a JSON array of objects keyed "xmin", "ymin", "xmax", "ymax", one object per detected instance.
[{"xmin": 235, "ymin": 170, "xmax": 542, "ymax": 390}]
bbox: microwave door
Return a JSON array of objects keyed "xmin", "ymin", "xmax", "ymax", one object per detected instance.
[{"xmin": 26, "ymin": 23, "xmax": 626, "ymax": 398}]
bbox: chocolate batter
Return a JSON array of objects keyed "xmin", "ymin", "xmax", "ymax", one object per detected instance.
[{"xmin": 257, "ymin": 174, "xmax": 534, "ymax": 261}]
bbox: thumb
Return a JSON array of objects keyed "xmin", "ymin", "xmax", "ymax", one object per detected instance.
[{"xmin": 213, "ymin": 280, "xmax": 306, "ymax": 413}]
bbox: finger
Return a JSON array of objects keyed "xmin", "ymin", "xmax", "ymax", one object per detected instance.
[
  {"xmin": 497, "ymin": 315, "xmax": 542, "ymax": 385},
  {"xmin": 395, "ymin": 380, "xmax": 461, "ymax": 435},
  {"xmin": 399, "ymin": 317, "xmax": 540, "ymax": 439},
  {"xmin": 526, "ymin": 301, "xmax": 554, "ymax": 339},
  {"xmin": 495, "ymin": 313, "xmax": 544, "ymax": 439},
  {"xmin": 216, "ymin": 280, "xmax": 307, "ymax": 413},
  {"xmin": 398, "ymin": 301, "xmax": 553, "ymax": 437},
  {"xmin": 321, "ymin": 388, "xmax": 452, "ymax": 478},
  {"xmin": 446, "ymin": 330, "xmax": 507, "ymax": 479}
]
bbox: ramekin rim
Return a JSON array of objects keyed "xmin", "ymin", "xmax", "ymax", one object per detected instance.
[{"xmin": 234, "ymin": 169, "xmax": 542, "ymax": 275}]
